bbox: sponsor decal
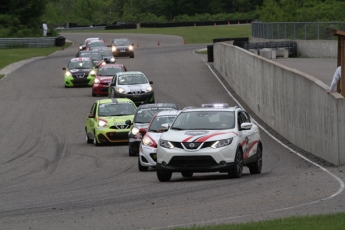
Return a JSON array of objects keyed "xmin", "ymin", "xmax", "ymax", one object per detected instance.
[{"xmin": 184, "ymin": 131, "xmax": 209, "ymax": 136}]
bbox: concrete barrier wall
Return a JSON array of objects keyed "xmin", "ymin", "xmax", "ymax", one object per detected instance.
[
  {"xmin": 251, "ymin": 37, "xmax": 337, "ymax": 58},
  {"xmin": 214, "ymin": 43, "xmax": 345, "ymax": 166}
]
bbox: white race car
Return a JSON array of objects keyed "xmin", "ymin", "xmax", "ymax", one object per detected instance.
[
  {"xmin": 138, "ymin": 110, "xmax": 180, "ymax": 171},
  {"xmin": 156, "ymin": 103, "xmax": 263, "ymax": 182}
]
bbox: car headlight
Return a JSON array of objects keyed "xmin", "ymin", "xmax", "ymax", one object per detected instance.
[
  {"xmin": 131, "ymin": 127, "xmax": 139, "ymax": 135},
  {"xmin": 110, "ymin": 57, "xmax": 115, "ymax": 62},
  {"xmin": 79, "ymin": 45, "xmax": 82, "ymax": 50},
  {"xmin": 159, "ymin": 139, "xmax": 174, "ymax": 149},
  {"xmin": 129, "ymin": 45, "xmax": 133, "ymax": 51},
  {"xmin": 94, "ymin": 78, "xmax": 100, "ymax": 84},
  {"xmin": 142, "ymin": 135, "xmax": 153, "ymax": 146},
  {"xmin": 112, "ymin": 46, "xmax": 116, "ymax": 52},
  {"xmin": 116, "ymin": 87, "xmax": 125, "ymax": 93},
  {"xmin": 98, "ymin": 119, "xmax": 108, "ymax": 127},
  {"xmin": 146, "ymin": 86, "xmax": 152, "ymax": 92},
  {"xmin": 90, "ymin": 70, "xmax": 96, "ymax": 75},
  {"xmin": 211, "ymin": 138, "xmax": 233, "ymax": 149},
  {"xmin": 65, "ymin": 71, "xmax": 72, "ymax": 77}
]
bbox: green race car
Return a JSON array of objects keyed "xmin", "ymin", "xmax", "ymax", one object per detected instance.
[
  {"xmin": 85, "ymin": 98, "xmax": 137, "ymax": 146},
  {"xmin": 63, "ymin": 57, "xmax": 96, "ymax": 87}
]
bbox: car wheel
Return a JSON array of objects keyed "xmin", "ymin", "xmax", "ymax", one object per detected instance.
[
  {"xmin": 181, "ymin": 171, "xmax": 193, "ymax": 178},
  {"xmin": 129, "ymin": 147, "xmax": 136, "ymax": 156},
  {"xmin": 248, "ymin": 145, "xmax": 262, "ymax": 174},
  {"xmin": 130, "ymin": 54, "xmax": 134, "ymax": 58},
  {"xmin": 138, "ymin": 157, "xmax": 149, "ymax": 172},
  {"xmin": 92, "ymin": 92, "xmax": 97, "ymax": 97},
  {"xmin": 85, "ymin": 128, "xmax": 92, "ymax": 144},
  {"xmin": 157, "ymin": 169, "xmax": 172, "ymax": 182},
  {"xmin": 93, "ymin": 131, "xmax": 100, "ymax": 146},
  {"xmin": 111, "ymin": 90, "xmax": 116, "ymax": 98},
  {"xmin": 228, "ymin": 148, "xmax": 243, "ymax": 178}
]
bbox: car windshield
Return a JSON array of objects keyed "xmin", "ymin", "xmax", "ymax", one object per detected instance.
[
  {"xmin": 118, "ymin": 74, "xmax": 147, "ymax": 85},
  {"xmin": 67, "ymin": 60, "xmax": 93, "ymax": 69},
  {"xmin": 134, "ymin": 108, "xmax": 176, "ymax": 123},
  {"xmin": 113, "ymin": 40, "xmax": 130, "ymax": 46},
  {"xmin": 80, "ymin": 53, "xmax": 102, "ymax": 61},
  {"xmin": 100, "ymin": 49, "xmax": 113, "ymax": 56},
  {"xmin": 149, "ymin": 115, "xmax": 177, "ymax": 132},
  {"xmin": 171, "ymin": 111, "xmax": 235, "ymax": 130},
  {"xmin": 98, "ymin": 67, "xmax": 123, "ymax": 76},
  {"xmin": 98, "ymin": 103, "xmax": 137, "ymax": 116},
  {"xmin": 89, "ymin": 42, "xmax": 106, "ymax": 48}
]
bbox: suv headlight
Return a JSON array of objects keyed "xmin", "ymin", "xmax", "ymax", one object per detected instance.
[
  {"xmin": 129, "ymin": 45, "xmax": 133, "ymax": 51},
  {"xmin": 131, "ymin": 127, "xmax": 139, "ymax": 135},
  {"xmin": 211, "ymin": 138, "xmax": 233, "ymax": 149},
  {"xmin": 159, "ymin": 139, "xmax": 174, "ymax": 149},
  {"xmin": 147, "ymin": 86, "xmax": 152, "ymax": 92}
]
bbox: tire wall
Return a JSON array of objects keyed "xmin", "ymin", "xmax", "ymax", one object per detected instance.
[{"xmin": 213, "ymin": 42, "xmax": 345, "ymax": 166}]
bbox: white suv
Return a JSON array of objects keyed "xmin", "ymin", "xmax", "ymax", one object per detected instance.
[{"xmin": 156, "ymin": 104, "xmax": 263, "ymax": 182}]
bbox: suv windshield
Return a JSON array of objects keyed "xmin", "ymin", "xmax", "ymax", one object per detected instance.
[{"xmin": 171, "ymin": 111, "xmax": 235, "ymax": 130}]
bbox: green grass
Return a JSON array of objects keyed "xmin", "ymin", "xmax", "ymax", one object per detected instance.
[
  {"xmin": 0, "ymin": 42, "xmax": 72, "ymax": 70},
  {"xmin": 172, "ymin": 213, "xmax": 345, "ymax": 230},
  {"xmin": 59, "ymin": 25, "xmax": 251, "ymax": 44}
]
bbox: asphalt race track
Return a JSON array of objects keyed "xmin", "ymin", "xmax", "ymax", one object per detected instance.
[{"xmin": 0, "ymin": 32, "xmax": 344, "ymax": 230}]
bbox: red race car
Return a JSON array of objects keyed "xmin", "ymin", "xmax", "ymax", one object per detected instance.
[{"xmin": 92, "ymin": 64, "xmax": 127, "ymax": 97}]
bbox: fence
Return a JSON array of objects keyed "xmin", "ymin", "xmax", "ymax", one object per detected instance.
[
  {"xmin": 0, "ymin": 38, "xmax": 56, "ymax": 48},
  {"xmin": 252, "ymin": 22, "xmax": 345, "ymax": 40}
]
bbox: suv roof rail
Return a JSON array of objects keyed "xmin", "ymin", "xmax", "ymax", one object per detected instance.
[{"xmin": 201, "ymin": 103, "xmax": 229, "ymax": 108}]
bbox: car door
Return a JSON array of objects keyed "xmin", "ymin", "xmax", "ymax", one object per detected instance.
[
  {"xmin": 237, "ymin": 111, "xmax": 253, "ymax": 159},
  {"xmin": 86, "ymin": 102, "xmax": 97, "ymax": 136}
]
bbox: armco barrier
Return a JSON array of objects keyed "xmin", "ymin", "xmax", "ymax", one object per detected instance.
[
  {"xmin": 0, "ymin": 37, "xmax": 55, "ymax": 48},
  {"xmin": 213, "ymin": 42, "xmax": 345, "ymax": 166}
]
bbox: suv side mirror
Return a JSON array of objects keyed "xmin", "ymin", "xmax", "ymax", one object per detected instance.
[
  {"xmin": 62, "ymin": 67, "xmax": 66, "ymax": 70},
  {"xmin": 149, "ymin": 81, "xmax": 153, "ymax": 84},
  {"xmin": 125, "ymin": 119, "xmax": 132, "ymax": 126}
]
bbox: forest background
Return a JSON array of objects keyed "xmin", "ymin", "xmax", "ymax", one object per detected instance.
[{"xmin": 1, "ymin": 0, "xmax": 345, "ymax": 37}]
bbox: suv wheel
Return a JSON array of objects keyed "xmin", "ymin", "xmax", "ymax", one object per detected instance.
[
  {"xmin": 228, "ymin": 148, "xmax": 243, "ymax": 178},
  {"xmin": 157, "ymin": 169, "xmax": 172, "ymax": 182},
  {"xmin": 249, "ymin": 145, "xmax": 262, "ymax": 174},
  {"xmin": 129, "ymin": 147, "xmax": 136, "ymax": 156}
]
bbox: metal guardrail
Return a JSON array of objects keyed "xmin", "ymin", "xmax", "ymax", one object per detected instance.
[
  {"xmin": 56, "ymin": 26, "xmax": 106, "ymax": 31},
  {"xmin": 0, "ymin": 37, "xmax": 56, "ymax": 48},
  {"xmin": 252, "ymin": 22, "xmax": 345, "ymax": 40}
]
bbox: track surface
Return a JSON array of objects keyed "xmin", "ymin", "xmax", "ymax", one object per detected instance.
[{"xmin": 0, "ymin": 33, "xmax": 344, "ymax": 230}]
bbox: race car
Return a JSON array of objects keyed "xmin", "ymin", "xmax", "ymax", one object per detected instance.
[
  {"xmin": 156, "ymin": 103, "xmax": 263, "ymax": 182},
  {"xmin": 92, "ymin": 64, "xmax": 127, "ymax": 97},
  {"xmin": 79, "ymin": 37, "xmax": 102, "ymax": 50},
  {"xmin": 128, "ymin": 103, "xmax": 178, "ymax": 156},
  {"xmin": 110, "ymin": 38, "xmax": 134, "ymax": 58},
  {"xmin": 85, "ymin": 98, "xmax": 137, "ymax": 146},
  {"xmin": 63, "ymin": 57, "xmax": 96, "ymax": 87},
  {"xmin": 76, "ymin": 50, "xmax": 106, "ymax": 67},
  {"xmin": 108, "ymin": 71, "xmax": 155, "ymax": 105},
  {"xmin": 138, "ymin": 110, "xmax": 180, "ymax": 171},
  {"xmin": 91, "ymin": 47, "xmax": 116, "ymax": 64}
]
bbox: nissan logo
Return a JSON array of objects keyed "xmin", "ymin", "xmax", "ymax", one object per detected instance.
[{"xmin": 189, "ymin": 143, "xmax": 195, "ymax": 148}]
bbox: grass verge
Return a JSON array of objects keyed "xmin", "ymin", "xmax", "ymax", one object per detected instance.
[
  {"xmin": 0, "ymin": 42, "xmax": 72, "ymax": 70},
  {"xmin": 59, "ymin": 25, "xmax": 251, "ymax": 44},
  {"xmin": 172, "ymin": 213, "xmax": 345, "ymax": 230}
]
